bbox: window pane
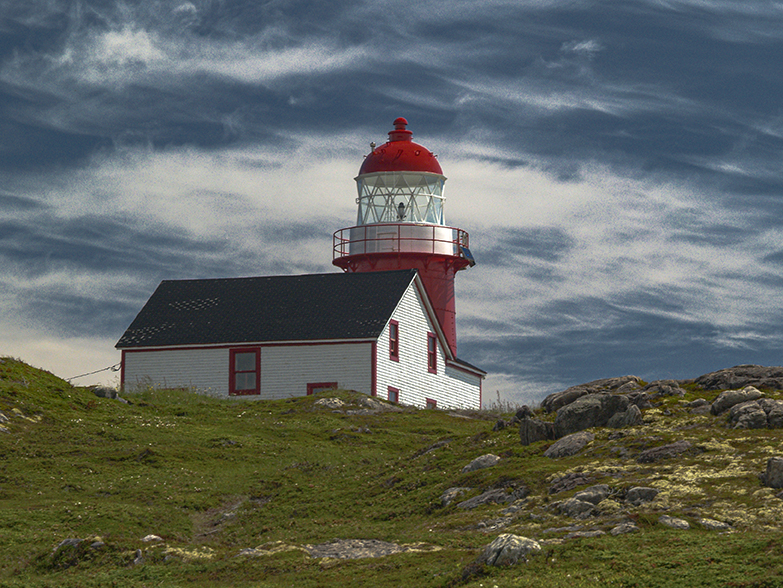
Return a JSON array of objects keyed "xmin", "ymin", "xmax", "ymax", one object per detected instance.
[
  {"xmin": 235, "ymin": 352, "xmax": 256, "ymax": 372},
  {"xmin": 235, "ymin": 372, "xmax": 256, "ymax": 390}
]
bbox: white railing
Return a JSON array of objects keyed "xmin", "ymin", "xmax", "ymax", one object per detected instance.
[{"xmin": 333, "ymin": 224, "xmax": 469, "ymax": 259}]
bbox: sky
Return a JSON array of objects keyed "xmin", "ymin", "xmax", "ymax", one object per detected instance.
[{"xmin": 2, "ymin": 0, "xmax": 783, "ymax": 405}]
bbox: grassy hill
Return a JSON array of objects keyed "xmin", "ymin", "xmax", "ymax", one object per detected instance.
[{"xmin": 1, "ymin": 356, "xmax": 782, "ymax": 587}]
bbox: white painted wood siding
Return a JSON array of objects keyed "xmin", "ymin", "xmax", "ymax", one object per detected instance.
[
  {"xmin": 123, "ymin": 342, "xmax": 373, "ymax": 399},
  {"xmin": 375, "ymin": 283, "xmax": 481, "ymax": 409},
  {"xmin": 259, "ymin": 343, "xmax": 372, "ymax": 399},
  {"xmin": 123, "ymin": 348, "xmax": 229, "ymax": 395}
]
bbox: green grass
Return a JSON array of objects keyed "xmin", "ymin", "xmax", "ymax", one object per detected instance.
[{"xmin": 2, "ymin": 356, "xmax": 783, "ymax": 587}]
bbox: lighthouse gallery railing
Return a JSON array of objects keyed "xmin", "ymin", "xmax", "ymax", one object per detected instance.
[{"xmin": 333, "ymin": 224, "xmax": 469, "ymax": 260}]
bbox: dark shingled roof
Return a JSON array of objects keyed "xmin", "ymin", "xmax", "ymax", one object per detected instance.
[{"xmin": 116, "ymin": 269, "xmax": 418, "ymax": 349}]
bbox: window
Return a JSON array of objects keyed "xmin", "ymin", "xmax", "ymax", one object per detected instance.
[
  {"xmin": 229, "ymin": 348, "xmax": 260, "ymax": 395},
  {"xmin": 389, "ymin": 320, "xmax": 399, "ymax": 361},
  {"xmin": 426, "ymin": 398, "xmax": 437, "ymax": 409},
  {"xmin": 427, "ymin": 332, "xmax": 437, "ymax": 374},
  {"xmin": 307, "ymin": 382, "xmax": 338, "ymax": 395},
  {"xmin": 388, "ymin": 386, "xmax": 399, "ymax": 403}
]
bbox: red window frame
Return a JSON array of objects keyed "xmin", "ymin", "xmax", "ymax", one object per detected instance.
[
  {"xmin": 426, "ymin": 398, "xmax": 437, "ymax": 409},
  {"xmin": 387, "ymin": 386, "xmax": 399, "ymax": 403},
  {"xmin": 389, "ymin": 320, "xmax": 399, "ymax": 362},
  {"xmin": 307, "ymin": 382, "xmax": 338, "ymax": 395},
  {"xmin": 229, "ymin": 348, "xmax": 260, "ymax": 396},
  {"xmin": 427, "ymin": 332, "xmax": 437, "ymax": 374}
]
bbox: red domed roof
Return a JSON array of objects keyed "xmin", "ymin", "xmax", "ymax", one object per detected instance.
[{"xmin": 358, "ymin": 117, "xmax": 443, "ymax": 175}]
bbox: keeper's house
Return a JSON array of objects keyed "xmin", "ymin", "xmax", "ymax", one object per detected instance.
[{"xmin": 116, "ymin": 269, "xmax": 484, "ymax": 408}]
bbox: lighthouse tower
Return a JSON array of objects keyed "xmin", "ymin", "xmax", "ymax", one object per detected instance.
[{"xmin": 333, "ymin": 118, "xmax": 474, "ymax": 355}]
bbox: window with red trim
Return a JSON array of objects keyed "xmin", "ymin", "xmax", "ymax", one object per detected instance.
[
  {"xmin": 307, "ymin": 382, "xmax": 338, "ymax": 395},
  {"xmin": 387, "ymin": 386, "xmax": 399, "ymax": 403},
  {"xmin": 389, "ymin": 320, "xmax": 399, "ymax": 361},
  {"xmin": 427, "ymin": 332, "xmax": 437, "ymax": 374},
  {"xmin": 426, "ymin": 398, "xmax": 437, "ymax": 409},
  {"xmin": 229, "ymin": 348, "xmax": 260, "ymax": 395}
]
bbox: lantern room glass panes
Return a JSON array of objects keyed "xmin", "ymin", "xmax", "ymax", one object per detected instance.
[{"xmin": 356, "ymin": 172, "xmax": 445, "ymax": 226}]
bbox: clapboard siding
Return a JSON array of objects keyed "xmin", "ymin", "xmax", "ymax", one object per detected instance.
[
  {"xmin": 123, "ymin": 348, "xmax": 229, "ymax": 394},
  {"xmin": 122, "ymin": 342, "xmax": 373, "ymax": 399},
  {"xmin": 259, "ymin": 343, "xmax": 372, "ymax": 399},
  {"xmin": 376, "ymin": 282, "xmax": 481, "ymax": 409}
]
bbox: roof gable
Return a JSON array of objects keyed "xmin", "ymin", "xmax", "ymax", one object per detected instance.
[{"xmin": 116, "ymin": 269, "xmax": 419, "ymax": 349}]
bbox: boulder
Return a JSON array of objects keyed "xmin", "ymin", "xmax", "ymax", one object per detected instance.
[
  {"xmin": 729, "ymin": 400, "xmax": 768, "ymax": 429},
  {"xmin": 556, "ymin": 498, "xmax": 596, "ymax": 519},
  {"xmin": 573, "ymin": 484, "xmax": 610, "ymax": 505},
  {"xmin": 610, "ymin": 522, "xmax": 639, "ymax": 535},
  {"xmin": 626, "ymin": 486, "xmax": 659, "ymax": 505},
  {"xmin": 695, "ymin": 365, "xmax": 783, "ymax": 391},
  {"xmin": 515, "ymin": 405, "xmax": 534, "ymax": 419},
  {"xmin": 549, "ymin": 472, "xmax": 594, "ymax": 495},
  {"xmin": 636, "ymin": 440, "xmax": 694, "ymax": 463},
  {"xmin": 553, "ymin": 393, "xmax": 630, "ymax": 438},
  {"xmin": 607, "ymin": 404, "xmax": 643, "ymax": 428},
  {"xmin": 542, "ymin": 376, "xmax": 642, "ymax": 413},
  {"xmin": 457, "ymin": 489, "xmax": 510, "ymax": 510},
  {"xmin": 481, "ymin": 534, "xmax": 541, "ymax": 566},
  {"xmin": 699, "ymin": 518, "xmax": 731, "ymax": 531},
  {"xmin": 659, "ymin": 515, "xmax": 690, "ymax": 530},
  {"xmin": 519, "ymin": 417, "xmax": 555, "ymax": 446},
  {"xmin": 643, "ymin": 380, "xmax": 687, "ymax": 398},
  {"xmin": 461, "ymin": 454, "xmax": 501, "ymax": 473},
  {"xmin": 711, "ymin": 386, "xmax": 763, "ymax": 415},
  {"xmin": 441, "ymin": 487, "xmax": 472, "ymax": 507},
  {"xmin": 92, "ymin": 386, "xmax": 118, "ymax": 399},
  {"xmin": 544, "ymin": 431, "xmax": 595, "ymax": 458},
  {"xmin": 761, "ymin": 457, "xmax": 783, "ymax": 489}
]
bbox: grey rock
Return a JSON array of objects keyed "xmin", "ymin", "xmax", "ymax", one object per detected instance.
[
  {"xmin": 626, "ymin": 391, "xmax": 653, "ymax": 410},
  {"xmin": 314, "ymin": 398, "xmax": 346, "ymax": 409},
  {"xmin": 544, "ymin": 431, "xmax": 595, "ymax": 458},
  {"xmin": 729, "ymin": 401, "xmax": 768, "ymax": 429},
  {"xmin": 54, "ymin": 538, "xmax": 83, "ymax": 552},
  {"xmin": 626, "ymin": 487, "xmax": 660, "ymax": 505},
  {"xmin": 92, "ymin": 386, "xmax": 118, "ymax": 399},
  {"xmin": 519, "ymin": 417, "xmax": 555, "ymax": 446},
  {"xmin": 481, "ymin": 534, "xmax": 541, "ymax": 566},
  {"xmin": 761, "ymin": 457, "xmax": 783, "ymax": 489},
  {"xmin": 636, "ymin": 440, "xmax": 694, "ymax": 463},
  {"xmin": 695, "ymin": 365, "xmax": 783, "ymax": 391},
  {"xmin": 142, "ymin": 534, "xmax": 163, "ymax": 543},
  {"xmin": 712, "ymin": 386, "xmax": 763, "ymax": 415},
  {"xmin": 0, "ymin": 411, "xmax": 8, "ymax": 423},
  {"xmin": 549, "ymin": 472, "xmax": 594, "ymax": 494},
  {"xmin": 643, "ymin": 380, "xmax": 687, "ymax": 399},
  {"xmin": 685, "ymin": 398, "xmax": 709, "ymax": 408},
  {"xmin": 515, "ymin": 405, "xmax": 533, "ymax": 420},
  {"xmin": 541, "ymin": 376, "xmax": 642, "ymax": 413},
  {"xmin": 461, "ymin": 453, "xmax": 501, "ymax": 473},
  {"xmin": 566, "ymin": 529, "xmax": 605, "ymax": 539},
  {"xmin": 768, "ymin": 403, "xmax": 783, "ymax": 428},
  {"xmin": 699, "ymin": 518, "xmax": 731, "ymax": 531},
  {"xmin": 573, "ymin": 484, "xmax": 610, "ymax": 505},
  {"xmin": 607, "ymin": 404, "xmax": 643, "ymax": 428},
  {"xmin": 659, "ymin": 515, "xmax": 690, "ymax": 530},
  {"xmin": 457, "ymin": 489, "xmax": 510, "ymax": 510},
  {"xmin": 554, "ymin": 393, "xmax": 630, "ymax": 438},
  {"xmin": 610, "ymin": 522, "xmax": 639, "ymax": 536},
  {"xmin": 492, "ymin": 419, "xmax": 507, "ymax": 431},
  {"xmin": 557, "ymin": 498, "xmax": 596, "ymax": 519},
  {"xmin": 441, "ymin": 487, "xmax": 472, "ymax": 507}
]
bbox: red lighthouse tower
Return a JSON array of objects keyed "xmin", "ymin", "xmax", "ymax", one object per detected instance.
[{"xmin": 333, "ymin": 118, "xmax": 475, "ymax": 355}]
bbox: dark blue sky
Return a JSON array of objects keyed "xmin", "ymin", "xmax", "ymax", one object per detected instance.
[{"xmin": 2, "ymin": 0, "xmax": 782, "ymax": 402}]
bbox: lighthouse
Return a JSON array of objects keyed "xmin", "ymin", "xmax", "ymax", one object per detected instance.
[{"xmin": 333, "ymin": 118, "xmax": 475, "ymax": 355}]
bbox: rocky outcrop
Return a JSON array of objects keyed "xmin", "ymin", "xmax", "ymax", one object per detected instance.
[
  {"xmin": 659, "ymin": 515, "xmax": 690, "ymax": 529},
  {"xmin": 636, "ymin": 441, "xmax": 694, "ymax": 463},
  {"xmin": 544, "ymin": 431, "xmax": 594, "ymax": 458},
  {"xmin": 541, "ymin": 376, "xmax": 642, "ymax": 413},
  {"xmin": 727, "ymin": 398, "xmax": 783, "ymax": 429},
  {"xmin": 711, "ymin": 386, "xmax": 763, "ymax": 415},
  {"xmin": 553, "ymin": 393, "xmax": 631, "ymax": 438},
  {"xmin": 461, "ymin": 454, "xmax": 501, "ymax": 473},
  {"xmin": 480, "ymin": 534, "xmax": 541, "ymax": 566},
  {"xmin": 625, "ymin": 487, "xmax": 659, "ymax": 505},
  {"xmin": 519, "ymin": 416, "xmax": 555, "ymax": 445},
  {"xmin": 760, "ymin": 457, "xmax": 783, "ymax": 489},
  {"xmin": 695, "ymin": 365, "xmax": 783, "ymax": 391}
]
